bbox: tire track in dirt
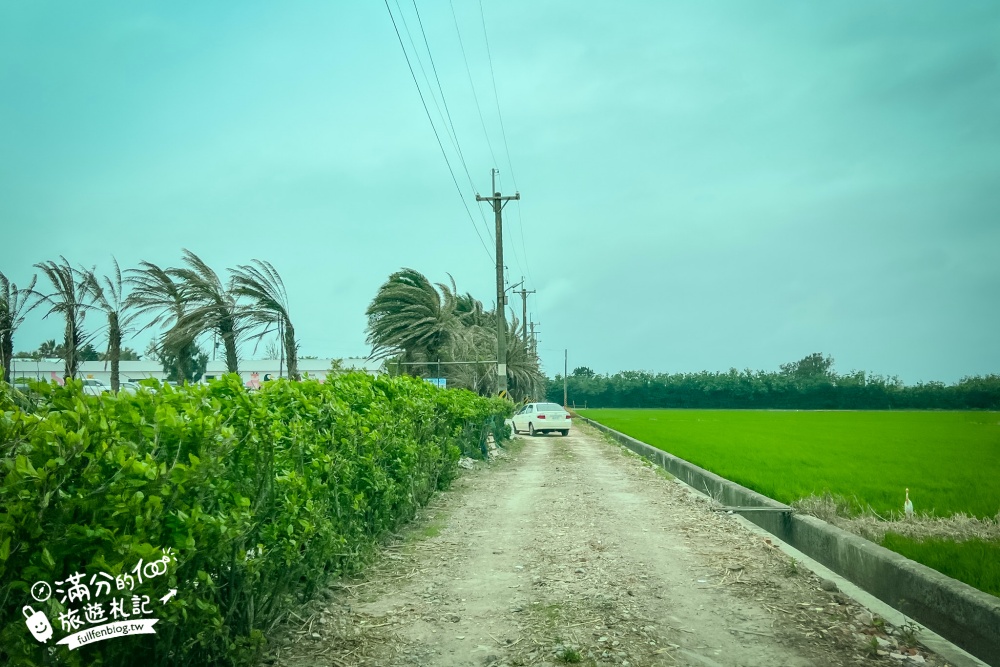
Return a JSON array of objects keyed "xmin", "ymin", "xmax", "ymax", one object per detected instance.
[{"xmin": 270, "ymin": 422, "xmax": 951, "ymax": 667}]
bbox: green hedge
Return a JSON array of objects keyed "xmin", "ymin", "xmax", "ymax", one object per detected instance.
[{"xmin": 0, "ymin": 373, "xmax": 511, "ymax": 666}]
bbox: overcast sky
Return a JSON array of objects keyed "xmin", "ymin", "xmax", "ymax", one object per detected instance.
[{"xmin": 2, "ymin": 1, "xmax": 998, "ymax": 383}]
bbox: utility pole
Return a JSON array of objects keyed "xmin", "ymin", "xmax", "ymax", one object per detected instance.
[
  {"xmin": 530, "ymin": 322, "xmax": 541, "ymax": 362},
  {"xmin": 476, "ymin": 169, "xmax": 519, "ymax": 397},
  {"xmin": 563, "ymin": 349, "xmax": 568, "ymax": 408},
  {"xmin": 514, "ymin": 280, "xmax": 535, "ymax": 351}
]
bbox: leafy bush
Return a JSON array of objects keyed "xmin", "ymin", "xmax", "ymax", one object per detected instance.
[{"xmin": 0, "ymin": 373, "xmax": 510, "ymax": 666}]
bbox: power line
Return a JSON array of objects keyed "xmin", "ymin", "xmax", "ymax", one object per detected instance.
[
  {"xmin": 383, "ymin": 0, "xmax": 493, "ymax": 262},
  {"xmin": 395, "ymin": 1, "xmax": 458, "ymax": 157},
  {"xmin": 408, "ymin": 0, "xmax": 496, "ymax": 249},
  {"xmin": 449, "ymin": 0, "xmax": 499, "ymax": 170},
  {"xmin": 513, "ymin": 200, "xmax": 534, "ymax": 286},
  {"xmin": 479, "ymin": 0, "xmax": 517, "ymax": 187},
  {"xmin": 410, "ymin": 0, "xmax": 475, "ymax": 193},
  {"xmin": 477, "ymin": 0, "xmax": 533, "ymax": 287}
]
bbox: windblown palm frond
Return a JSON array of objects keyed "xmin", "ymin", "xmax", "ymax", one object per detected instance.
[
  {"xmin": 127, "ymin": 260, "xmax": 197, "ymax": 382},
  {"xmin": 443, "ymin": 323, "xmax": 497, "ymax": 395},
  {"xmin": 38, "ymin": 339, "xmax": 61, "ymax": 358},
  {"xmin": 456, "ymin": 292, "xmax": 488, "ymax": 328},
  {"xmin": 504, "ymin": 316, "xmax": 545, "ymax": 402},
  {"xmin": 126, "ymin": 260, "xmax": 186, "ymax": 331},
  {"xmin": 167, "ymin": 249, "xmax": 246, "ymax": 373},
  {"xmin": 31, "ymin": 257, "xmax": 93, "ymax": 379},
  {"xmin": 365, "ymin": 268, "xmax": 461, "ymax": 363},
  {"xmin": 82, "ymin": 258, "xmax": 142, "ymax": 391},
  {"xmin": 1, "ymin": 271, "xmax": 38, "ymax": 383},
  {"xmin": 230, "ymin": 259, "xmax": 298, "ymax": 379}
]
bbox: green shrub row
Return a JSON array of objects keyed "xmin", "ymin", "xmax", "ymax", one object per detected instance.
[{"xmin": 0, "ymin": 373, "xmax": 511, "ymax": 666}]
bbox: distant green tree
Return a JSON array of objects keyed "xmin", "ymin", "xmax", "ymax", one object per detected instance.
[
  {"xmin": 147, "ymin": 339, "xmax": 208, "ymax": 383},
  {"xmin": 78, "ymin": 343, "xmax": 100, "ymax": 362},
  {"xmin": 780, "ymin": 353, "xmax": 834, "ymax": 381},
  {"xmin": 36, "ymin": 339, "xmax": 65, "ymax": 359},
  {"xmin": 100, "ymin": 347, "xmax": 140, "ymax": 361},
  {"xmin": 572, "ymin": 366, "xmax": 596, "ymax": 378}
]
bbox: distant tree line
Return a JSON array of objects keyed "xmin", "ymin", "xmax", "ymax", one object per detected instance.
[
  {"xmin": 547, "ymin": 353, "xmax": 1000, "ymax": 410},
  {"xmin": 14, "ymin": 339, "xmax": 142, "ymax": 363}
]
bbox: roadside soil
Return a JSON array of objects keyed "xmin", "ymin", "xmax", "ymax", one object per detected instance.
[{"xmin": 269, "ymin": 421, "xmax": 951, "ymax": 667}]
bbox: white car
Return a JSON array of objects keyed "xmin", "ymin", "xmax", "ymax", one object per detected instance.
[
  {"xmin": 118, "ymin": 381, "xmax": 142, "ymax": 394},
  {"xmin": 81, "ymin": 378, "xmax": 110, "ymax": 396},
  {"xmin": 511, "ymin": 402, "xmax": 572, "ymax": 437}
]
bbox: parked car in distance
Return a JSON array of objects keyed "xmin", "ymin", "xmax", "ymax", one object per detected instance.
[
  {"xmin": 511, "ymin": 402, "xmax": 572, "ymax": 437},
  {"xmin": 81, "ymin": 378, "xmax": 110, "ymax": 396},
  {"xmin": 118, "ymin": 381, "xmax": 142, "ymax": 394}
]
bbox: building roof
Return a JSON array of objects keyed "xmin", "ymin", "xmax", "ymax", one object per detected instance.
[{"xmin": 7, "ymin": 357, "xmax": 382, "ymax": 381}]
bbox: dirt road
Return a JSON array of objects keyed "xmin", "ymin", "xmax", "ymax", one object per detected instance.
[{"xmin": 271, "ymin": 422, "xmax": 948, "ymax": 667}]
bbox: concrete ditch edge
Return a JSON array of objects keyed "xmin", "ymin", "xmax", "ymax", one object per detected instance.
[{"xmin": 581, "ymin": 417, "xmax": 1000, "ymax": 666}]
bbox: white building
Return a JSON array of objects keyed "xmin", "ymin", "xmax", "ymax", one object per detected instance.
[{"xmin": 7, "ymin": 357, "xmax": 381, "ymax": 385}]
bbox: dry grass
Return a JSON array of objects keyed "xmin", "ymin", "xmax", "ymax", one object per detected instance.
[{"xmin": 794, "ymin": 492, "xmax": 1000, "ymax": 543}]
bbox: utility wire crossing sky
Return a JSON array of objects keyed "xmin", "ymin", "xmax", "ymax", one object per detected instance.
[{"xmin": 1, "ymin": 1, "xmax": 998, "ymax": 383}]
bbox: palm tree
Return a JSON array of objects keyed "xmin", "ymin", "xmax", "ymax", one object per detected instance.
[
  {"xmin": 82, "ymin": 258, "xmax": 142, "ymax": 392},
  {"xmin": 445, "ymin": 313, "xmax": 543, "ymax": 400},
  {"xmin": 444, "ymin": 321, "xmax": 496, "ymax": 394},
  {"xmin": 32, "ymin": 258, "xmax": 92, "ymax": 379},
  {"xmin": 455, "ymin": 292, "xmax": 489, "ymax": 328},
  {"xmin": 503, "ymin": 316, "xmax": 545, "ymax": 401},
  {"xmin": 127, "ymin": 260, "xmax": 195, "ymax": 382},
  {"xmin": 38, "ymin": 339, "xmax": 63, "ymax": 359},
  {"xmin": 168, "ymin": 249, "xmax": 245, "ymax": 373},
  {"xmin": 365, "ymin": 268, "xmax": 461, "ymax": 366},
  {"xmin": 230, "ymin": 259, "xmax": 298, "ymax": 379},
  {"xmin": 0, "ymin": 271, "xmax": 37, "ymax": 383}
]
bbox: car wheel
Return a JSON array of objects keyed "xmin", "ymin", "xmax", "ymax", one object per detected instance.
[
  {"xmin": 560, "ymin": 430, "xmax": 569, "ymax": 436},
  {"xmin": 528, "ymin": 423, "xmax": 536, "ymax": 437}
]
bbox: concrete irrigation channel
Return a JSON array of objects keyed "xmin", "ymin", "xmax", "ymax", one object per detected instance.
[
  {"xmin": 268, "ymin": 421, "xmax": 985, "ymax": 667},
  {"xmin": 581, "ymin": 417, "xmax": 1000, "ymax": 667}
]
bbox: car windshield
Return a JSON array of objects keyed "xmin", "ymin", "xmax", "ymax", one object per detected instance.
[{"xmin": 537, "ymin": 403, "xmax": 565, "ymax": 411}]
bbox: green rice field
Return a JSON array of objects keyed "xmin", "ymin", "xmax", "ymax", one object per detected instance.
[
  {"xmin": 882, "ymin": 535, "xmax": 1000, "ymax": 598},
  {"xmin": 577, "ymin": 409, "xmax": 1000, "ymax": 518},
  {"xmin": 578, "ymin": 409, "xmax": 1000, "ymax": 597}
]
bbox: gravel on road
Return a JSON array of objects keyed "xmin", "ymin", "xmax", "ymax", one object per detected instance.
[{"xmin": 270, "ymin": 421, "xmax": 951, "ymax": 667}]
